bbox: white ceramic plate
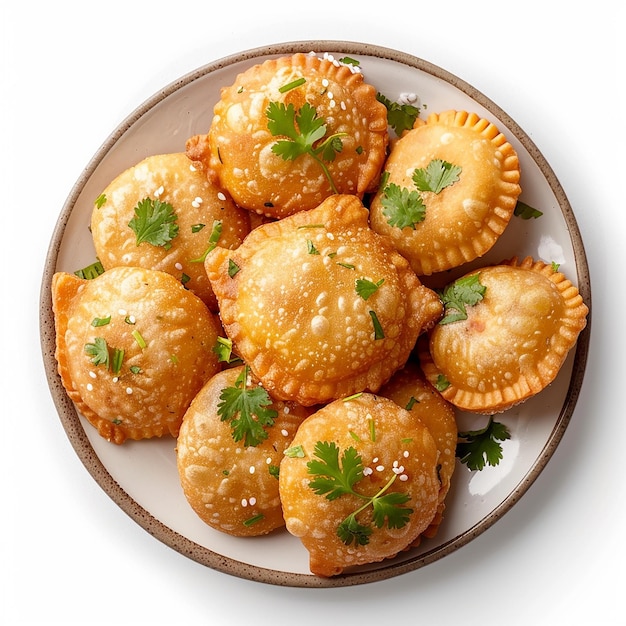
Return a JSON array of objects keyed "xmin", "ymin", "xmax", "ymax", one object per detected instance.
[{"xmin": 40, "ymin": 41, "xmax": 591, "ymax": 587}]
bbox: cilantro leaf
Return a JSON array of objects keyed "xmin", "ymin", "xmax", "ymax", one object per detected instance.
[
  {"xmin": 514, "ymin": 200, "xmax": 544, "ymax": 219},
  {"xmin": 412, "ymin": 159, "xmax": 462, "ymax": 194},
  {"xmin": 84, "ymin": 337, "xmax": 110, "ymax": 368},
  {"xmin": 128, "ymin": 197, "xmax": 179, "ymax": 249},
  {"xmin": 439, "ymin": 274, "xmax": 487, "ymax": 324},
  {"xmin": 376, "ymin": 92, "xmax": 420, "ymax": 136},
  {"xmin": 355, "ymin": 278, "xmax": 384, "ymax": 300},
  {"xmin": 74, "ymin": 259, "xmax": 105, "ymax": 280},
  {"xmin": 217, "ymin": 366, "xmax": 278, "ymax": 447},
  {"xmin": 380, "ymin": 182, "xmax": 426, "ymax": 229},
  {"xmin": 306, "ymin": 440, "xmax": 413, "ymax": 546},
  {"xmin": 266, "ymin": 101, "xmax": 345, "ymax": 193},
  {"xmin": 456, "ymin": 417, "xmax": 511, "ymax": 471}
]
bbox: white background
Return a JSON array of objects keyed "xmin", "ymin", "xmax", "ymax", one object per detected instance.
[{"xmin": 2, "ymin": 2, "xmax": 623, "ymax": 624}]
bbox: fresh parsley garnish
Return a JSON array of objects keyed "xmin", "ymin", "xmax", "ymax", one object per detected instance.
[
  {"xmin": 456, "ymin": 417, "xmax": 511, "ymax": 471},
  {"xmin": 266, "ymin": 101, "xmax": 346, "ymax": 193},
  {"xmin": 356, "ymin": 278, "xmax": 384, "ymax": 300},
  {"xmin": 84, "ymin": 337, "xmax": 124, "ymax": 375},
  {"xmin": 439, "ymin": 274, "xmax": 487, "ymax": 324},
  {"xmin": 380, "ymin": 182, "xmax": 426, "ymax": 229},
  {"xmin": 212, "ymin": 336, "xmax": 241, "ymax": 364},
  {"xmin": 514, "ymin": 200, "xmax": 543, "ymax": 219},
  {"xmin": 307, "ymin": 441, "xmax": 413, "ymax": 546},
  {"xmin": 217, "ymin": 366, "xmax": 278, "ymax": 447},
  {"xmin": 413, "ymin": 159, "xmax": 462, "ymax": 194},
  {"xmin": 381, "ymin": 159, "xmax": 462, "ymax": 230},
  {"xmin": 376, "ymin": 92, "xmax": 420, "ymax": 136},
  {"xmin": 74, "ymin": 260, "xmax": 105, "ymax": 280},
  {"xmin": 128, "ymin": 197, "xmax": 179, "ymax": 249}
]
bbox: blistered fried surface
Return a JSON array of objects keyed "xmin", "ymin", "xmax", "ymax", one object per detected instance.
[
  {"xmin": 369, "ymin": 110, "xmax": 521, "ymax": 275},
  {"xmin": 205, "ymin": 194, "xmax": 443, "ymax": 406},
  {"xmin": 418, "ymin": 257, "xmax": 589, "ymax": 413},
  {"xmin": 91, "ymin": 152, "xmax": 251, "ymax": 310},
  {"xmin": 52, "ymin": 266, "xmax": 221, "ymax": 444},
  {"xmin": 279, "ymin": 393, "xmax": 440, "ymax": 577},
  {"xmin": 187, "ymin": 53, "xmax": 388, "ymax": 218},
  {"xmin": 176, "ymin": 366, "xmax": 310, "ymax": 536}
]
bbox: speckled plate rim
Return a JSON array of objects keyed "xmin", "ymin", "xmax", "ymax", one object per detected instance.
[{"xmin": 39, "ymin": 39, "xmax": 592, "ymax": 588}]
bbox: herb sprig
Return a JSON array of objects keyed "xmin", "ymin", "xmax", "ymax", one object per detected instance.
[
  {"xmin": 266, "ymin": 101, "xmax": 346, "ymax": 193},
  {"xmin": 128, "ymin": 197, "xmax": 179, "ymax": 249},
  {"xmin": 456, "ymin": 417, "xmax": 511, "ymax": 471},
  {"xmin": 307, "ymin": 441, "xmax": 413, "ymax": 546},
  {"xmin": 439, "ymin": 274, "xmax": 487, "ymax": 324},
  {"xmin": 217, "ymin": 365, "xmax": 278, "ymax": 447}
]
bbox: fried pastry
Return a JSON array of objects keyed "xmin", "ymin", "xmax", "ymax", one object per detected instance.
[
  {"xmin": 369, "ymin": 110, "xmax": 521, "ymax": 275},
  {"xmin": 90, "ymin": 152, "xmax": 251, "ymax": 310},
  {"xmin": 52, "ymin": 266, "xmax": 221, "ymax": 444},
  {"xmin": 378, "ymin": 360, "xmax": 457, "ymax": 542},
  {"xmin": 176, "ymin": 365, "xmax": 310, "ymax": 537},
  {"xmin": 279, "ymin": 393, "xmax": 441, "ymax": 577},
  {"xmin": 186, "ymin": 52, "xmax": 388, "ymax": 219},
  {"xmin": 417, "ymin": 256, "xmax": 589, "ymax": 414},
  {"xmin": 205, "ymin": 194, "xmax": 443, "ymax": 406}
]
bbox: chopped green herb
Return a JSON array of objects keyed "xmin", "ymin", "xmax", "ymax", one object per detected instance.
[
  {"xmin": 342, "ymin": 392, "xmax": 363, "ymax": 402},
  {"xmin": 128, "ymin": 197, "xmax": 179, "ymax": 249},
  {"xmin": 268, "ymin": 465, "xmax": 280, "ymax": 479},
  {"xmin": 439, "ymin": 274, "xmax": 487, "ymax": 324},
  {"xmin": 74, "ymin": 260, "xmax": 105, "ymax": 280},
  {"xmin": 376, "ymin": 92, "xmax": 420, "ymax": 136},
  {"xmin": 514, "ymin": 200, "xmax": 543, "ymax": 219},
  {"xmin": 279, "ymin": 77, "xmax": 306, "ymax": 93},
  {"xmin": 91, "ymin": 316, "xmax": 111, "ymax": 327},
  {"xmin": 307, "ymin": 441, "xmax": 413, "ymax": 546},
  {"xmin": 356, "ymin": 278, "xmax": 384, "ymax": 300},
  {"xmin": 551, "ymin": 261, "xmax": 561, "ymax": 272},
  {"xmin": 369, "ymin": 310, "xmax": 384, "ymax": 339},
  {"xmin": 412, "ymin": 159, "xmax": 462, "ymax": 194},
  {"xmin": 435, "ymin": 374, "xmax": 450, "ymax": 391},
  {"xmin": 132, "ymin": 329, "xmax": 146, "ymax": 349},
  {"xmin": 94, "ymin": 193, "xmax": 107, "ymax": 209},
  {"xmin": 217, "ymin": 365, "xmax": 278, "ymax": 447},
  {"xmin": 129, "ymin": 366, "xmax": 142, "ymax": 374},
  {"xmin": 284, "ymin": 444, "xmax": 305, "ymax": 458},
  {"xmin": 190, "ymin": 219, "xmax": 222, "ymax": 263},
  {"xmin": 266, "ymin": 101, "xmax": 346, "ymax": 193},
  {"xmin": 191, "ymin": 223, "xmax": 206, "ymax": 233},
  {"xmin": 213, "ymin": 336, "xmax": 241, "ymax": 364},
  {"xmin": 405, "ymin": 396, "xmax": 418, "ymax": 411},
  {"xmin": 456, "ymin": 417, "xmax": 511, "ymax": 471},
  {"xmin": 380, "ymin": 182, "xmax": 426, "ymax": 229},
  {"xmin": 243, "ymin": 514, "xmax": 265, "ymax": 527},
  {"xmin": 338, "ymin": 56, "xmax": 360, "ymax": 66},
  {"xmin": 111, "ymin": 348, "xmax": 124, "ymax": 375},
  {"xmin": 228, "ymin": 259, "xmax": 240, "ymax": 277},
  {"xmin": 84, "ymin": 337, "xmax": 110, "ymax": 369},
  {"xmin": 307, "ymin": 239, "xmax": 320, "ymax": 255}
]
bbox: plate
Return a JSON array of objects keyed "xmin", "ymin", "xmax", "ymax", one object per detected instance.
[{"xmin": 40, "ymin": 41, "xmax": 591, "ymax": 587}]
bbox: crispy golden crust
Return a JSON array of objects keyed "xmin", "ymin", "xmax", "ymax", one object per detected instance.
[
  {"xmin": 279, "ymin": 393, "xmax": 441, "ymax": 577},
  {"xmin": 369, "ymin": 110, "xmax": 521, "ymax": 275},
  {"xmin": 378, "ymin": 360, "xmax": 457, "ymax": 541},
  {"xmin": 205, "ymin": 194, "xmax": 443, "ymax": 406},
  {"xmin": 176, "ymin": 366, "xmax": 310, "ymax": 536},
  {"xmin": 91, "ymin": 152, "xmax": 251, "ymax": 311},
  {"xmin": 417, "ymin": 257, "xmax": 589, "ymax": 414},
  {"xmin": 187, "ymin": 53, "xmax": 388, "ymax": 219},
  {"xmin": 52, "ymin": 266, "xmax": 221, "ymax": 444}
]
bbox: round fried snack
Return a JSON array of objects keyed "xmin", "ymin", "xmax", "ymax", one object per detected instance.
[
  {"xmin": 52, "ymin": 266, "xmax": 221, "ymax": 444},
  {"xmin": 417, "ymin": 257, "xmax": 589, "ymax": 414},
  {"xmin": 378, "ymin": 360, "xmax": 457, "ymax": 542},
  {"xmin": 205, "ymin": 194, "xmax": 443, "ymax": 406},
  {"xmin": 186, "ymin": 52, "xmax": 388, "ymax": 219},
  {"xmin": 91, "ymin": 152, "xmax": 251, "ymax": 310},
  {"xmin": 176, "ymin": 366, "xmax": 310, "ymax": 537},
  {"xmin": 279, "ymin": 393, "xmax": 441, "ymax": 577},
  {"xmin": 369, "ymin": 110, "xmax": 521, "ymax": 275}
]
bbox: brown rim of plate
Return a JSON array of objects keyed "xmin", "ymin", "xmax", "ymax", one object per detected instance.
[{"xmin": 39, "ymin": 40, "xmax": 592, "ymax": 588}]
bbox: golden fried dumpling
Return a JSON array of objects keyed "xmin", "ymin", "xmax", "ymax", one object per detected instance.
[
  {"xmin": 279, "ymin": 393, "xmax": 441, "ymax": 577},
  {"xmin": 378, "ymin": 360, "xmax": 457, "ymax": 542},
  {"xmin": 176, "ymin": 365, "xmax": 310, "ymax": 537},
  {"xmin": 91, "ymin": 152, "xmax": 251, "ymax": 310},
  {"xmin": 369, "ymin": 110, "xmax": 521, "ymax": 275},
  {"xmin": 205, "ymin": 194, "xmax": 443, "ymax": 406},
  {"xmin": 52, "ymin": 266, "xmax": 221, "ymax": 444},
  {"xmin": 417, "ymin": 256, "xmax": 589, "ymax": 414},
  {"xmin": 186, "ymin": 52, "xmax": 388, "ymax": 219}
]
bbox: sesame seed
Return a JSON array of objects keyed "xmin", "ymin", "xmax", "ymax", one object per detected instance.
[
  {"xmin": 363, "ymin": 467, "xmax": 373, "ymax": 476},
  {"xmin": 217, "ymin": 192, "xmax": 226, "ymax": 201},
  {"xmin": 249, "ymin": 497, "xmax": 257, "ymax": 506},
  {"xmin": 86, "ymin": 383, "xmax": 93, "ymax": 391},
  {"xmin": 249, "ymin": 465, "xmax": 255, "ymax": 474},
  {"xmin": 189, "ymin": 164, "xmax": 197, "ymax": 171},
  {"xmin": 376, "ymin": 465, "xmax": 385, "ymax": 472},
  {"xmin": 403, "ymin": 450, "xmax": 410, "ymax": 458},
  {"xmin": 399, "ymin": 474, "xmax": 409, "ymax": 482},
  {"xmin": 154, "ymin": 185, "xmax": 164, "ymax": 197},
  {"xmin": 118, "ymin": 308, "xmax": 127, "ymax": 316},
  {"xmin": 175, "ymin": 262, "xmax": 183, "ymax": 271},
  {"xmin": 281, "ymin": 429, "xmax": 289, "ymax": 437},
  {"xmin": 126, "ymin": 387, "xmax": 133, "ymax": 395},
  {"xmin": 241, "ymin": 499, "xmax": 248, "ymax": 507},
  {"xmin": 266, "ymin": 457, "xmax": 272, "ymax": 464},
  {"xmin": 89, "ymin": 371, "xmax": 97, "ymax": 379}
]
